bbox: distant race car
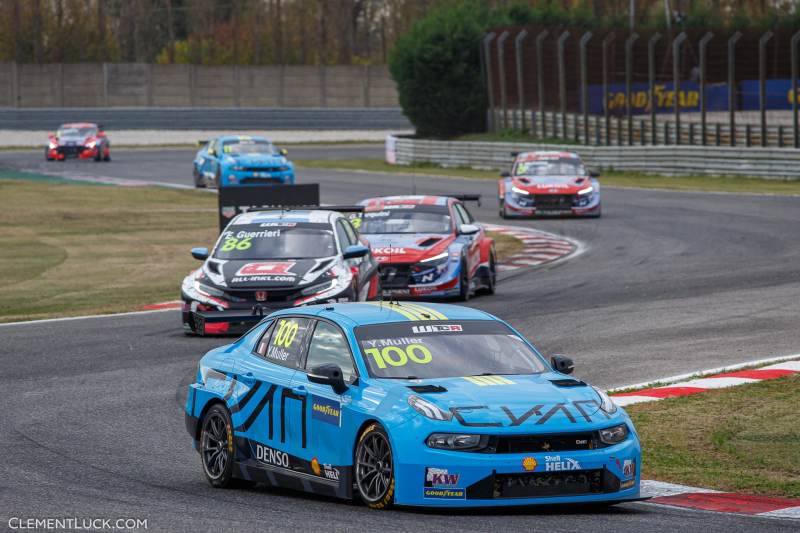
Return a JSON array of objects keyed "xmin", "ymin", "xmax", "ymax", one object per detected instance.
[
  {"xmin": 498, "ymin": 151, "xmax": 601, "ymax": 218},
  {"xmin": 45, "ymin": 122, "xmax": 110, "ymax": 162},
  {"xmin": 185, "ymin": 301, "xmax": 642, "ymax": 508},
  {"xmin": 356, "ymin": 195, "xmax": 495, "ymax": 300},
  {"xmin": 181, "ymin": 208, "xmax": 380, "ymax": 335},
  {"xmin": 193, "ymin": 135, "xmax": 295, "ymax": 188}
]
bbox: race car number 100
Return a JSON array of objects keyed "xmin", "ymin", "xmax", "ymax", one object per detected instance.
[
  {"xmin": 364, "ymin": 344, "xmax": 432, "ymax": 369},
  {"xmin": 274, "ymin": 320, "xmax": 299, "ymax": 348}
]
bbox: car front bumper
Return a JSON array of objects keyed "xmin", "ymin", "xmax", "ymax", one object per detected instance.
[
  {"xmin": 504, "ymin": 191, "xmax": 601, "ymax": 218},
  {"xmin": 222, "ymin": 168, "xmax": 295, "ymax": 186},
  {"xmin": 393, "ymin": 436, "xmax": 641, "ymax": 507}
]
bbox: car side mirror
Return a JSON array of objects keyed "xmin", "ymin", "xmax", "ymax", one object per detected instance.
[
  {"xmin": 458, "ymin": 223, "xmax": 480, "ymax": 236},
  {"xmin": 551, "ymin": 355, "xmax": 574, "ymax": 375},
  {"xmin": 279, "ymin": 148, "xmax": 288, "ymax": 156},
  {"xmin": 343, "ymin": 244, "xmax": 369, "ymax": 260},
  {"xmin": 589, "ymin": 170, "xmax": 600, "ymax": 178},
  {"xmin": 308, "ymin": 363, "xmax": 348, "ymax": 394},
  {"xmin": 191, "ymin": 247, "xmax": 209, "ymax": 261},
  {"xmin": 500, "ymin": 170, "xmax": 510, "ymax": 178}
]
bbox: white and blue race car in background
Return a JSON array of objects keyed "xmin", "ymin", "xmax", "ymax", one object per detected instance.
[{"xmin": 193, "ymin": 135, "xmax": 295, "ymax": 188}]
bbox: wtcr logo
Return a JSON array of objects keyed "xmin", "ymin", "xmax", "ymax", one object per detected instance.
[{"xmin": 412, "ymin": 324, "xmax": 462, "ymax": 334}]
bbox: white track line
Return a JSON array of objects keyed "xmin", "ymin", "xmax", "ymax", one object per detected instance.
[{"xmin": 0, "ymin": 307, "xmax": 178, "ymax": 327}]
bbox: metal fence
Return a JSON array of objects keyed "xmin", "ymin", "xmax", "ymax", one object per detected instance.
[{"xmin": 482, "ymin": 26, "xmax": 800, "ymax": 149}]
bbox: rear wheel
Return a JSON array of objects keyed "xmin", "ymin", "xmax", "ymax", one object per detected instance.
[
  {"xmin": 200, "ymin": 404, "xmax": 238, "ymax": 488},
  {"xmin": 355, "ymin": 423, "xmax": 395, "ymax": 509}
]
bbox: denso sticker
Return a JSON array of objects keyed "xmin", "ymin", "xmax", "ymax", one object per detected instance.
[
  {"xmin": 235, "ymin": 262, "xmax": 296, "ymax": 277},
  {"xmin": 425, "ymin": 467, "xmax": 460, "ymax": 487},
  {"xmin": 255, "ymin": 443, "xmax": 290, "ymax": 469},
  {"xmin": 544, "ymin": 455, "xmax": 582, "ymax": 471}
]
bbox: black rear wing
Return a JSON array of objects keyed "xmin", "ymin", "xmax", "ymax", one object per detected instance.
[
  {"xmin": 197, "ymin": 140, "xmax": 209, "ymax": 147},
  {"xmin": 452, "ymin": 194, "xmax": 482, "ymax": 207},
  {"xmin": 320, "ymin": 205, "xmax": 365, "ymax": 213}
]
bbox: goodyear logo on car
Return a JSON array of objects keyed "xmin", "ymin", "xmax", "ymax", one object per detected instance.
[
  {"xmin": 311, "ymin": 395, "xmax": 341, "ymax": 427},
  {"xmin": 423, "ymin": 487, "xmax": 466, "ymax": 499}
]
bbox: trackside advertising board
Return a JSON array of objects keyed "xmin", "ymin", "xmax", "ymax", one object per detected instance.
[{"xmin": 218, "ymin": 184, "xmax": 320, "ymax": 231}]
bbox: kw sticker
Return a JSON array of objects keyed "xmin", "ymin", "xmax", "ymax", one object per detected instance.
[{"xmin": 463, "ymin": 375, "xmax": 515, "ymax": 386}]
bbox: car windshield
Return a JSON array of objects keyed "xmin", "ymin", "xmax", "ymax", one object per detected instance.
[
  {"xmin": 514, "ymin": 158, "xmax": 585, "ymax": 177},
  {"xmin": 358, "ymin": 205, "xmax": 452, "ymax": 234},
  {"xmin": 214, "ymin": 222, "xmax": 336, "ymax": 260},
  {"xmin": 222, "ymin": 139, "xmax": 277, "ymax": 155},
  {"xmin": 58, "ymin": 127, "xmax": 96, "ymax": 137},
  {"xmin": 355, "ymin": 320, "xmax": 547, "ymax": 379}
]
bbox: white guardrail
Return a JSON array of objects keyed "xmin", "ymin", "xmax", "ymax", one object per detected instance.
[{"xmin": 384, "ymin": 135, "xmax": 800, "ymax": 179}]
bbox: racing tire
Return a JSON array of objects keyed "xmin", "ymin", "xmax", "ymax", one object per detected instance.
[
  {"xmin": 103, "ymin": 145, "xmax": 111, "ymax": 162},
  {"xmin": 498, "ymin": 199, "xmax": 508, "ymax": 219},
  {"xmin": 45, "ymin": 147, "xmax": 53, "ymax": 161},
  {"xmin": 476, "ymin": 252, "xmax": 497, "ymax": 296},
  {"xmin": 199, "ymin": 404, "xmax": 252, "ymax": 489},
  {"xmin": 355, "ymin": 423, "xmax": 395, "ymax": 510},
  {"xmin": 193, "ymin": 168, "xmax": 206, "ymax": 188},
  {"xmin": 94, "ymin": 146, "xmax": 102, "ymax": 162},
  {"xmin": 456, "ymin": 260, "xmax": 470, "ymax": 302},
  {"xmin": 215, "ymin": 167, "xmax": 222, "ymax": 188},
  {"xmin": 587, "ymin": 204, "xmax": 602, "ymax": 218}
]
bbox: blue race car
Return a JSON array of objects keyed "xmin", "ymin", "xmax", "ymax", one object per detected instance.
[
  {"xmin": 193, "ymin": 135, "xmax": 295, "ymax": 188},
  {"xmin": 185, "ymin": 302, "xmax": 642, "ymax": 509}
]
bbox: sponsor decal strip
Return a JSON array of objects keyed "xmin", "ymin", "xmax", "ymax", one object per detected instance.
[
  {"xmin": 361, "ymin": 301, "xmax": 448, "ymax": 322},
  {"xmin": 609, "ymin": 357, "xmax": 800, "ymax": 407}
]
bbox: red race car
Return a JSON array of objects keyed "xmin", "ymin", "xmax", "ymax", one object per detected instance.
[
  {"xmin": 356, "ymin": 195, "xmax": 496, "ymax": 301},
  {"xmin": 46, "ymin": 123, "xmax": 111, "ymax": 162}
]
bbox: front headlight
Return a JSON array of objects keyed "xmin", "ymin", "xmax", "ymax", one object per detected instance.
[
  {"xmin": 419, "ymin": 251, "xmax": 448, "ymax": 265},
  {"xmin": 511, "ymin": 186, "xmax": 531, "ymax": 196},
  {"xmin": 300, "ymin": 279, "xmax": 336, "ymax": 296},
  {"xmin": 426, "ymin": 433, "xmax": 490, "ymax": 451},
  {"xmin": 408, "ymin": 395, "xmax": 452, "ymax": 421},
  {"xmin": 86, "ymin": 141, "xmax": 96, "ymax": 148},
  {"xmin": 598, "ymin": 423, "xmax": 629, "ymax": 445},
  {"xmin": 593, "ymin": 386, "xmax": 618, "ymax": 415},
  {"xmin": 578, "ymin": 186, "xmax": 594, "ymax": 195},
  {"xmin": 194, "ymin": 280, "xmax": 225, "ymax": 298},
  {"xmin": 231, "ymin": 166, "xmax": 245, "ymax": 171}
]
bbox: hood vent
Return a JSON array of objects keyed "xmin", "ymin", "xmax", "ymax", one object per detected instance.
[
  {"xmin": 417, "ymin": 237, "xmax": 441, "ymax": 247},
  {"xmin": 310, "ymin": 258, "xmax": 334, "ymax": 273},
  {"xmin": 407, "ymin": 384, "xmax": 447, "ymax": 393},
  {"xmin": 549, "ymin": 379, "xmax": 587, "ymax": 387},
  {"xmin": 207, "ymin": 261, "xmax": 221, "ymax": 275}
]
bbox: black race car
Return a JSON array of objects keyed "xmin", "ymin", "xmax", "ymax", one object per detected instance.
[{"xmin": 181, "ymin": 208, "xmax": 380, "ymax": 335}]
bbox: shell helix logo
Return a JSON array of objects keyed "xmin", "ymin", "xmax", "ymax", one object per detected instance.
[{"xmin": 522, "ymin": 457, "xmax": 538, "ymax": 471}]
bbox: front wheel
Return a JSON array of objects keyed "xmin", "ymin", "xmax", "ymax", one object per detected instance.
[
  {"xmin": 103, "ymin": 144, "xmax": 111, "ymax": 161},
  {"xmin": 456, "ymin": 260, "xmax": 470, "ymax": 301},
  {"xmin": 355, "ymin": 423, "xmax": 395, "ymax": 509},
  {"xmin": 193, "ymin": 168, "xmax": 206, "ymax": 188},
  {"xmin": 498, "ymin": 199, "xmax": 508, "ymax": 219},
  {"xmin": 476, "ymin": 252, "xmax": 496, "ymax": 296}
]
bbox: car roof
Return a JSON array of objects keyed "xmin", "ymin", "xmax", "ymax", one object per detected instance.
[
  {"xmin": 359, "ymin": 195, "xmax": 452, "ymax": 208},
  {"xmin": 268, "ymin": 302, "xmax": 496, "ymax": 328},
  {"xmin": 229, "ymin": 209, "xmax": 338, "ymax": 226},
  {"xmin": 217, "ymin": 134, "xmax": 270, "ymax": 143},
  {"xmin": 59, "ymin": 123, "xmax": 97, "ymax": 129},
  {"xmin": 516, "ymin": 150, "xmax": 581, "ymax": 161}
]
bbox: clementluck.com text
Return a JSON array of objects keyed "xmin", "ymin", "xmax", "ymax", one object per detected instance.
[{"xmin": 8, "ymin": 518, "xmax": 148, "ymax": 530}]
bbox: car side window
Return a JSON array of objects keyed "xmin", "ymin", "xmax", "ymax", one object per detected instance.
[
  {"xmin": 459, "ymin": 203, "xmax": 476, "ymax": 223},
  {"xmin": 305, "ymin": 321, "xmax": 357, "ymax": 383},
  {"xmin": 340, "ymin": 219, "xmax": 359, "ymax": 245},
  {"xmin": 255, "ymin": 321, "xmax": 276, "ymax": 356},
  {"xmin": 207, "ymin": 140, "xmax": 217, "ymax": 157},
  {"xmin": 453, "ymin": 203, "xmax": 469, "ymax": 226},
  {"xmin": 334, "ymin": 220, "xmax": 351, "ymax": 251},
  {"xmin": 262, "ymin": 317, "xmax": 313, "ymax": 369}
]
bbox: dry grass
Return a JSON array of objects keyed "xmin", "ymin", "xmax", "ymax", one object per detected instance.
[{"xmin": 487, "ymin": 231, "xmax": 524, "ymax": 261}]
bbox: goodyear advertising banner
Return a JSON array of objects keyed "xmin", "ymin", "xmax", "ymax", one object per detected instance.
[
  {"xmin": 739, "ymin": 79, "xmax": 800, "ymax": 110},
  {"xmin": 584, "ymin": 82, "xmax": 729, "ymax": 115}
]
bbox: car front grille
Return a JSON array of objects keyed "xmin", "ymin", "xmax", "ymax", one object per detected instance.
[
  {"xmin": 379, "ymin": 264, "xmax": 413, "ymax": 288},
  {"xmin": 57, "ymin": 145, "xmax": 83, "ymax": 156},
  {"xmin": 491, "ymin": 432, "xmax": 596, "ymax": 453},
  {"xmin": 534, "ymin": 194, "xmax": 573, "ymax": 210},
  {"xmin": 222, "ymin": 287, "xmax": 302, "ymax": 306},
  {"xmin": 493, "ymin": 469, "xmax": 608, "ymax": 498}
]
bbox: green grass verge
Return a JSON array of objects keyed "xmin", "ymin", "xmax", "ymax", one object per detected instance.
[
  {"xmin": 627, "ymin": 373, "xmax": 800, "ymax": 498},
  {"xmin": 0, "ymin": 179, "xmax": 218, "ymax": 323},
  {"xmin": 0, "ymin": 177, "xmax": 522, "ymax": 323},
  {"xmin": 294, "ymin": 158, "xmax": 800, "ymax": 195}
]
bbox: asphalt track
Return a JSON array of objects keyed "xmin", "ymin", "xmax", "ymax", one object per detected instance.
[{"xmin": 1, "ymin": 146, "xmax": 799, "ymax": 532}]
